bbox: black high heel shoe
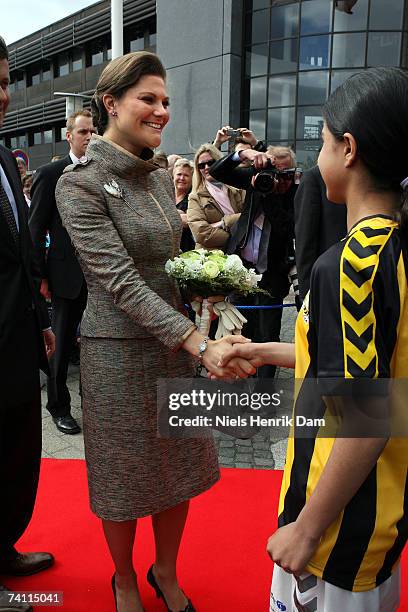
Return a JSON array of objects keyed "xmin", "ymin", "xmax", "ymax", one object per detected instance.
[
  {"xmin": 111, "ymin": 574, "xmax": 118, "ymax": 611},
  {"xmin": 147, "ymin": 565, "xmax": 195, "ymax": 612}
]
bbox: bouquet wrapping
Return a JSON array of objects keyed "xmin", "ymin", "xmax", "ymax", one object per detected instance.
[{"xmin": 165, "ymin": 249, "xmax": 265, "ymax": 337}]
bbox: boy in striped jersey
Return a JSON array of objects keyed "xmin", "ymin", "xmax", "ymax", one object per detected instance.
[{"xmin": 218, "ymin": 67, "xmax": 408, "ymax": 611}]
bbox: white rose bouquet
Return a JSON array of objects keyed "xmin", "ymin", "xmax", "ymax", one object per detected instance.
[{"xmin": 165, "ymin": 249, "xmax": 265, "ymax": 337}]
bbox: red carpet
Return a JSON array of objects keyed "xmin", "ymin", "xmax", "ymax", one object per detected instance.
[{"xmin": 7, "ymin": 459, "xmax": 407, "ymax": 611}]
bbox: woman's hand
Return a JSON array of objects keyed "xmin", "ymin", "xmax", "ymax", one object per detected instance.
[
  {"xmin": 210, "ymin": 341, "xmax": 296, "ymax": 378},
  {"xmin": 213, "ymin": 125, "xmax": 234, "ymax": 148},
  {"xmin": 178, "ymin": 211, "xmax": 189, "ymax": 228},
  {"xmin": 203, "ymin": 335, "xmax": 256, "ymax": 379},
  {"xmin": 266, "ymin": 522, "xmax": 320, "ymax": 576}
]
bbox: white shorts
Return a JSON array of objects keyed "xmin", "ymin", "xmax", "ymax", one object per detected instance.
[{"xmin": 270, "ymin": 564, "xmax": 401, "ymax": 612}]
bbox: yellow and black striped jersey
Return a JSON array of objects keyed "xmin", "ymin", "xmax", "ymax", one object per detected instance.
[{"xmin": 279, "ymin": 215, "xmax": 408, "ymax": 592}]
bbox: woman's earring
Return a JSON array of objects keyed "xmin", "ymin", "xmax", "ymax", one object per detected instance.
[{"xmin": 111, "ymin": 110, "xmax": 118, "ymax": 117}]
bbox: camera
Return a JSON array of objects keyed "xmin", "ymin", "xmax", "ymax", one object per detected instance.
[
  {"xmin": 252, "ymin": 162, "xmax": 302, "ymax": 194},
  {"xmin": 226, "ymin": 128, "xmax": 241, "ymax": 138}
]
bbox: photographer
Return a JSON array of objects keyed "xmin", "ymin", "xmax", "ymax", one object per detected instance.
[{"xmin": 209, "ymin": 145, "xmax": 299, "ymax": 378}]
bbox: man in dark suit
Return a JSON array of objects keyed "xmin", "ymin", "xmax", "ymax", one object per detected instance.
[
  {"xmin": 294, "ymin": 165, "xmax": 347, "ymax": 302},
  {"xmin": 210, "ymin": 144, "xmax": 297, "ymax": 378},
  {"xmin": 0, "ymin": 36, "xmax": 55, "ymax": 612},
  {"xmin": 29, "ymin": 110, "xmax": 95, "ymax": 434}
]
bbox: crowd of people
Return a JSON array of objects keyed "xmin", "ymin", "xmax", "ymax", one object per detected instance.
[{"xmin": 0, "ymin": 33, "xmax": 407, "ymax": 612}]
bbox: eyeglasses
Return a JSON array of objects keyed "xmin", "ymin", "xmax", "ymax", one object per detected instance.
[{"xmin": 198, "ymin": 159, "xmax": 215, "ymax": 170}]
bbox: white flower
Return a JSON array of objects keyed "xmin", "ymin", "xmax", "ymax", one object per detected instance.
[
  {"xmin": 203, "ymin": 261, "xmax": 220, "ymax": 278},
  {"xmin": 104, "ymin": 180, "xmax": 122, "ymax": 198},
  {"xmin": 224, "ymin": 254, "xmax": 244, "ymax": 272}
]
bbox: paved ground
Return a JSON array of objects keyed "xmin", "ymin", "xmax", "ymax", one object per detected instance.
[{"xmin": 41, "ymin": 297, "xmax": 297, "ymax": 470}]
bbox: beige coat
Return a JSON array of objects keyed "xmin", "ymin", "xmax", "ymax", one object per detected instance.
[
  {"xmin": 187, "ymin": 184, "xmax": 245, "ymax": 250},
  {"xmin": 55, "ymin": 135, "xmax": 194, "ymax": 350}
]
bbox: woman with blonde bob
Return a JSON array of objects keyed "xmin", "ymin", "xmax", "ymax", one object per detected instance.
[
  {"xmin": 173, "ymin": 158, "xmax": 195, "ymax": 252},
  {"xmin": 55, "ymin": 51, "xmax": 254, "ymax": 612},
  {"xmin": 187, "ymin": 143, "xmax": 245, "ymax": 250}
]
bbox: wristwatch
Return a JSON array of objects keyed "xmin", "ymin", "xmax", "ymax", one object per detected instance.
[{"xmin": 198, "ymin": 336, "xmax": 210, "ymax": 363}]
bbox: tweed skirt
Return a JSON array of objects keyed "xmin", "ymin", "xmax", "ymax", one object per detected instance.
[{"xmin": 80, "ymin": 336, "xmax": 220, "ymax": 520}]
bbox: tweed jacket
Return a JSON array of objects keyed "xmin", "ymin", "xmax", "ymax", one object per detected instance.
[
  {"xmin": 187, "ymin": 184, "xmax": 245, "ymax": 250},
  {"xmin": 55, "ymin": 135, "xmax": 194, "ymax": 350}
]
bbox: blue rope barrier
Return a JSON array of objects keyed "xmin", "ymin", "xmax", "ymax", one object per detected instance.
[
  {"xmin": 186, "ymin": 303, "xmax": 297, "ymax": 310},
  {"xmin": 235, "ymin": 303, "xmax": 297, "ymax": 310}
]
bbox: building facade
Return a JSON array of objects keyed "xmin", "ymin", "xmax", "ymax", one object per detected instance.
[{"xmin": 1, "ymin": 0, "xmax": 407, "ymax": 169}]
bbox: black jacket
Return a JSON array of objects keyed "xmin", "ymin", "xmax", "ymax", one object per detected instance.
[
  {"xmin": 176, "ymin": 191, "xmax": 195, "ymax": 253},
  {"xmin": 29, "ymin": 155, "xmax": 85, "ymax": 299},
  {"xmin": 0, "ymin": 144, "xmax": 50, "ymax": 398},
  {"xmin": 294, "ymin": 165, "xmax": 347, "ymax": 301},
  {"xmin": 209, "ymin": 152, "xmax": 296, "ymax": 298}
]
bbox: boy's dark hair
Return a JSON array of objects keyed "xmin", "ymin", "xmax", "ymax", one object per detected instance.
[
  {"xmin": 323, "ymin": 67, "xmax": 408, "ymax": 237},
  {"xmin": 0, "ymin": 37, "xmax": 8, "ymax": 61}
]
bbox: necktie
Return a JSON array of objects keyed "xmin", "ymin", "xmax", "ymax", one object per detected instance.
[{"xmin": 0, "ymin": 180, "xmax": 19, "ymax": 246}]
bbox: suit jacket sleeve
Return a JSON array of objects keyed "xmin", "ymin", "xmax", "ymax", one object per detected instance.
[
  {"xmin": 29, "ymin": 165, "xmax": 57, "ymax": 279},
  {"xmin": 55, "ymin": 171, "xmax": 194, "ymax": 351},
  {"xmin": 209, "ymin": 153, "xmax": 253, "ymax": 190},
  {"xmin": 294, "ymin": 167, "xmax": 322, "ymax": 301}
]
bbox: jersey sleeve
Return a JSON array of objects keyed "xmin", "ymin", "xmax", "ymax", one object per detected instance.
[{"xmin": 309, "ymin": 224, "xmax": 400, "ymax": 379}]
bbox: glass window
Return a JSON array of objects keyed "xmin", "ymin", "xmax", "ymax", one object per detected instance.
[
  {"xmin": 270, "ymin": 3, "xmax": 299, "ymax": 39},
  {"xmin": 18, "ymin": 135, "xmax": 27, "ymax": 148},
  {"xmin": 42, "ymin": 62, "xmax": 51, "ymax": 81},
  {"xmin": 299, "ymin": 35, "xmax": 330, "ymax": 70},
  {"xmin": 367, "ymin": 32, "xmax": 402, "ymax": 67},
  {"xmin": 149, "ymin": 32, "xmax": 157, "ymax": 49},
  {"xmin": 250, "ymin": 0, "xmax": 270, "ymax": 9},
  {"xmin": 16, "ymin": 73, "xmax": 25, "ymax": 90},
  {"xmin": 402, "ymin": 34, "xmax": 408, "ymax": 69},
  {"xmin": 58, "ymin": 54, "xmax": 69, "ymax": 77},
  {"xmin": 246, "ymin": 44, "xmax": 269, "ymax": 77},
  {"xmin": 9, "ymin": 80, "xmax": 15, "ymax": 93},
  {"xmin": 249, "ymin": 9, "xmax": 270, "ymax": 44},
  {"xmin": 301, "ymin": 0, "xmax": 333, "ymax": 35},
  {"xmin": 334, "ymin": 0, "xmax": 368, "ymax": 32},
  {"xmin": 10, "ymin": 137, "xmax": 17, "ymax": 149},
  {"xmin": 268, "ymin": 74, "xmax": 296, "ymax": 106},
  {"xmin": 369, "ymin": 0, "xmax": 404, "ymax": 30},
  {"xmin": 72, "ymin": 50, "xmax": 82, "ymax": 72},
  {"xmin": 332, "ymin": 32, "xmax": 366, "ymax": 68},
  {"xmin": 130, "ymin": 36, "xmax": 144, "ymax": 52},
  {"xmin": 249, "ymin": 109, "xmax": 266, "ymax": 140},
  {"xmin": 296, "ymin": 106, "xmax": 324, "ymax": 139},
  {"xmin": 295, "ymin": 140, "xmax": 321, "ymax": 169},
  {"xmin": 250, "ymin": 76, "xmax": 267, "ymax": 108},
  {"xmin": 31, "ymin": 72, "xmax": 40, "ymax": 86},
  {"xmin": 91, "ymin": 50, "xmax": 104, "ymax": 66},
  {"xmin": 43, "ymin": 130, "xmax": 52, "ymax": 144},
  {"xmin": 270, "ymin": 38, "xmax": 298, "ymax": 73},
  {"xmin": 107, "ymin": 48, "xmax": 112, "ymax": 60},
  {"xmin": 33, "ymin": 132, "xmax": 42, "ymax": 145},
  {"xmin": 61, "ymin": 127, "xmax": 67, "ymax": 141},
  {"xmin": 298, "ymin": 70, "xmax": 329, "ymax": 105},
  {"xmin": 267, "ymin": 107, "xmax": 295, "ymax": 141},
  {"xmin": 330, "ymin": 69, "xmax": 361, "ymax": 93}
]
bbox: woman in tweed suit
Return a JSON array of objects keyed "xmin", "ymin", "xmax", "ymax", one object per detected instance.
[{"xmin": 55, "ymin": 52, "xmax": 254, "ymax": 612}]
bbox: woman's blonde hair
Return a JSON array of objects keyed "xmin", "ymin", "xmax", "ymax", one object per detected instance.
[
  {"xmin": 173, "ymin": 158, "xmax": 194, "ymax": 173},
  {"xmin": 91, "ymin": 51, "xmax": 166, "ymax": 135},
  {"xmin": 192, "ymin": 143, "xmax": 222, "ymax": 192}
]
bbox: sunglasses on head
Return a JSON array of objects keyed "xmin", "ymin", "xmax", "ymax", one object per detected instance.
[{"xmin": 198, "ymin": 159, "xmax": 215, "ymax": 170}]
